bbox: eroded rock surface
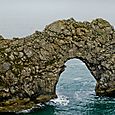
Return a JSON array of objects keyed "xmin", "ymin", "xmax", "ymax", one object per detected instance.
[{"xmin": 0, "ymin": 18, "xmax": 115, "ymax": 112}]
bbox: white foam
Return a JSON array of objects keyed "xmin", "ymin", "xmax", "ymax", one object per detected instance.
[
  {"xmin": 17, "ymin": 109, "xmax": 31, "ymax": 114},
  {"xmin": 49, "ymin": 95, "xmax": 69, "ymax": 106},
  {"xmin": 73, "ymin": 77, "xmax": 82, "ymax": 81}
]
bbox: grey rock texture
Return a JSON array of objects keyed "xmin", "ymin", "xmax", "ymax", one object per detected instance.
[{"xmin": 0, "ymin": 18, "xmax": 115, "ymax": 112}]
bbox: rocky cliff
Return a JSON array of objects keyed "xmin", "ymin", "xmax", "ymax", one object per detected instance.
[{"xmin": 0, "ymin": 18, "xmax": 115, "ymax": 112}]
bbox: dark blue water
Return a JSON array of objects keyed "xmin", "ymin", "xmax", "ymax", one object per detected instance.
[{"xmin": 23, "ymin": 59, "xmax": 115, "ymax": 115}]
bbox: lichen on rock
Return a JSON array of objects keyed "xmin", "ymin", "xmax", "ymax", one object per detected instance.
[{"xmin": 0, "ymin": 18, "xmax": 115, "ymax": 112}]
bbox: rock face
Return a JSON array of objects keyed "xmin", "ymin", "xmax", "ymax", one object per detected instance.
[{"xmin": 0, "ymin": 18, "xmax": 115, "ymax": 112}]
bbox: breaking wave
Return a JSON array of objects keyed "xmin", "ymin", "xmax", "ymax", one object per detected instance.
[{"xmin": 47, "ymin": 95, "xmax": 69, "ymax": 106}]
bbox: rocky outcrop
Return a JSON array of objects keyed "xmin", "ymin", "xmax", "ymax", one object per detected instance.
[{"xmin": 0, "ymin": 18, "xmax": 115, "ymax": 112}]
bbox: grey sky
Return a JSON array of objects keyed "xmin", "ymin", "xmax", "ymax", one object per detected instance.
[{"xmin": 0, "ymin": 0, "xmax": 115, "ymax": 38}]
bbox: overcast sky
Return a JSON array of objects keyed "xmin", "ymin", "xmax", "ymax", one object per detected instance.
[{"xmin": 0, "ymin": 0, "xmax": 115, "ymax": 38}]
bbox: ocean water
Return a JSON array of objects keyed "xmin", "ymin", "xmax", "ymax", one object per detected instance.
[{"xmin": 20, "ymin": 59, "xmax": 115, "ymax": 115}]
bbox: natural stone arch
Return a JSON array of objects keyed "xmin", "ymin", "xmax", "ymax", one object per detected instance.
[
  {"xmin": 44, "ymin": 18, "xmax": 115, "ymax": 96},
  {"xmin": 0, "ymin": 18, "xmax": 114, "ymax": 112}
]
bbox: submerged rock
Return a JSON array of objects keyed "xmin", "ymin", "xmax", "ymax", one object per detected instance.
[{"xmin": 0, "ymin": 18, "xmax": 115, "ymax": 112}]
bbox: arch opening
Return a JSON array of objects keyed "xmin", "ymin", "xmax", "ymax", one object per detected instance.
[{"xmin": 56, "ymin": 58, "xmax": 96, "ymax": 98}]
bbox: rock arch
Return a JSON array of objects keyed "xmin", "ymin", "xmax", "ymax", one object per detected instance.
[{"xmin": 0, "ymin": 18, "xmax": 114, "ymax": 112}]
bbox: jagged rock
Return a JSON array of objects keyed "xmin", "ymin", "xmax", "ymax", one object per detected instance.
[
  {"xmin": 0, "ymin": 35, "xmax": 4, "ymax": 40},
  {"xmin": 0, "ymin": 18, "xmax": 115, "ymax": 112}
]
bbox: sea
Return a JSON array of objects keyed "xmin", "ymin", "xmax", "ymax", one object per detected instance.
[{"xmin": 0, "ymin": 0, "xmax": 115, "ymax": 115}]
